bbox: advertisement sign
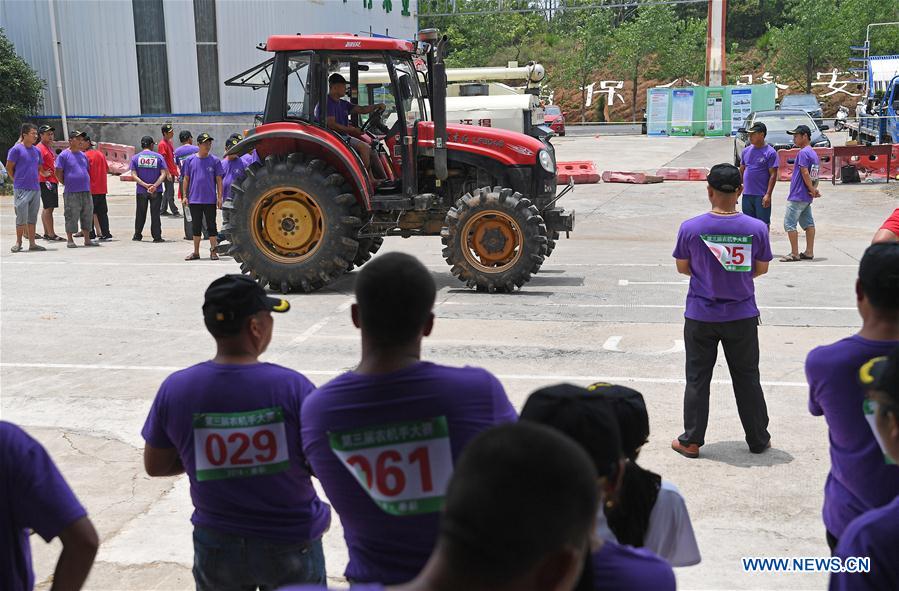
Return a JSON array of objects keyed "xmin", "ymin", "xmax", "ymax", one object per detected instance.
[
  {"xmin": 706, "ymin": 88, "xmax": 724, "ymax": 136},
  {"xmin": 730, "ymin": 87, "xmax": 753, "ymax": 136},
  {"xmin": 647, "ymin": 88, "xmax": 670, "ymax": 136},
  {"xmin": 671, "ymin": 89, "xmax": 694, "ymax": 136}
]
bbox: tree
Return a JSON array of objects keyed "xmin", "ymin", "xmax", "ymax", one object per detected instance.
[
  {"xmin": 557, "ymin": 11, "xmax": 612, "ymax": 122},
  {"xmin": 767, "ymin": 0, "xmax": 847, "ymax": 93},
  {"xmin": 0, "ymin": 28, "xmax": 44, "ymax": 163}
]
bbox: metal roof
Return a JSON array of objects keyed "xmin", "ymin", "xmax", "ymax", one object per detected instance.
[{"xmin": 264, "ymin": 34, "xmax": 415, "ymax": 53}]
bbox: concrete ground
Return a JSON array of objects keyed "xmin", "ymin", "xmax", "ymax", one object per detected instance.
[{"xmin": 2, "ymin": 132, "xmax": 897, "ymax": 591}]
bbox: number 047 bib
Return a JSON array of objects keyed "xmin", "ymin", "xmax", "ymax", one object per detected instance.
[
  {"xmin": 700, "ymin": 234, "xmax": 753, "ymax": 272},
  {"xmin": 328, "ymin": 416, "xmax": 453, "ymax": 516}
]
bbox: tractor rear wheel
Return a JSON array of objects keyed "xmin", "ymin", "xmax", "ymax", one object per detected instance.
[
  {"xmin": 348, "ymin": 236, "xmax": 384, "ymax": 271},
  {"xmin": 441, "ymin": 187, "xmax": 548, "ymax": 293},
  {"xmin": 228, "ymin": 154, "xmax": 360, "ymax": 293}
]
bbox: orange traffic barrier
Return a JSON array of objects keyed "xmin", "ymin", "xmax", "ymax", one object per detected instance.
[
  {"xmin": 557, "ymin": 161, "xmax": 601, "ymax": 184},
  {"xmin": 655, "ymin": 167, "xmax": 709, "ymax": 181},
  {"xmin": 601, "ymin": 171, "xmax": 664, "ymax": 184},
  {"xmin": 777, "ymin": 147, "xmax": 834, "ymax": 182},
  {"xmin": 832, "ymin": 144, "xmax": 896, "ymax": 183}
]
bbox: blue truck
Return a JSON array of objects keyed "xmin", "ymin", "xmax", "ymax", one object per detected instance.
[{"xmin": 849, "ymin": 55, "xmax": 899, "ymax": 145}]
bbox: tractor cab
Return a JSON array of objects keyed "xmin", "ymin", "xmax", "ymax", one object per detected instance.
[{"xmin": 223, "ymin": 30, "xmax": 574, "ymax": 294}]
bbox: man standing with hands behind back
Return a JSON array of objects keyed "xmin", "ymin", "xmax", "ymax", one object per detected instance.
[
  {"xmin": 129, "ymin": 136, "xmax": 168, "ymax": 243},
  {"xmin": 738, "ymin": 122, "xmax": 777, "ymax": 227},
  {"xmin": 781, "ymin": 124, "xmax": 820, "ymax": 262},
  {"xmin": 671, "ymin": 163, "xmax": 773, "ymax": 460}
]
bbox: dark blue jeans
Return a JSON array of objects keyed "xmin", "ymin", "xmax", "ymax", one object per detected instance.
[
  {"xmin": 741, "ymin": 194, "xmax": 771, "ymax": 225},
  {"xmin": 192, "ymin": 526, "xmax": 326, "ymax": 591}
]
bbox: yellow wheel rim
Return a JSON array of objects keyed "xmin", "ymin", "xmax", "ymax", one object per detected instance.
[
  {"xmin": 250, "ymin": 187, "xmax": 324, "ymax": 263},
  {"xmin": 461, "ymin": 210, "xmax": 523, "ymax": 274}
]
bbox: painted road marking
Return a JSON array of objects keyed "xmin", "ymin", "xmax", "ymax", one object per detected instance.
[
  {"xmin": 618, "ymin": 279, "xmax": 689, "ymax": 286},
  {"xmin": 602, "ymin": 336, "xmax": 622, "ymax": 351},
  {"xmin": 438, "ymin": 302, "xmax": 856, "ymax": 311},
  {"xmin": 0, "ymin": 362, "xmax": 808, "ymax": 388},
  {"xmin": 602, "ymin": 335, "xmax": 684, "ymax": 354},
  {"xmin": 271, "ymin": 299, "xmax": 353, "ymax": 363}
]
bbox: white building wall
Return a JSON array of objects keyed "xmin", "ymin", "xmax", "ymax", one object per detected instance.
[{"xmin": 1, "ymin": 0, "xmax": 417, "ymax": 117}]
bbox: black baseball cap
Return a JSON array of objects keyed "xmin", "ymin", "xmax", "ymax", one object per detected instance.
[
  {"xmin": 747, "ymin": 121, "xmax": 767, "ymax": 135},
  {"xmin": 707, "ymin": 163, "xmax": 742, "ymax": 193},
  {"xmin": 859, "ymin": 347, "xmax": 899, "ymax": 400},
  {"xmin": 68, "ymin": 129, "xmax": 88, "ymax": 139},
  {"xmin": 329, "ymin": 73, "xmax": 348, "ymax": 86},
  {"xmin": 197, "ymin": 132, "xmax": 214, "ymax": 144},
  {"xmin": 586, "ymin": 383, "xmax": 649, "ymax": 459},
  {"xmin": 203, "ymin": 275, "xmax": 290, "ymax": 329},
  {"xmin": 38, "ymin": 124, "xmax": 55, "ymax": 134},
  {"xmin": 520, "ymin": 384, "xmax": 623, "ymax": 479},
  {"xmin": 788, "ymin": 124, "xmax": 812, "ymax": 137},
  {"xmin": 225, "ymin": 137, "xmax": 241, "ymax": 150},
  {"xmin": 179, "ymin": 130, "xmax": 193, "ymax": 143},
  {"xmin": 228, "ymin": 132, "xmax": 244, "ymax": 141},
  {"xmin": 858, "ymin": 243, "xmax": 899, "ymax": 310},
  {"xmin": 140, "ymin": 135, "xmax": 155, "ymax": 148},
  {"xmin": 161, "ymin": 122, "xmax": 174, "ymax": 133}
]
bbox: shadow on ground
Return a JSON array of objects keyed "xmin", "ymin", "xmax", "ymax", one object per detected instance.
[{"xmin": 697, "ymin": 440, "xmax": 794, "ymax": 468}]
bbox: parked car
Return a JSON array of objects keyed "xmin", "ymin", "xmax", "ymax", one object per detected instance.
[
  {"xmin": 733, "ymin": 110, "xmax": 831, "ymax": 165},
  {"xmin": 544, "ymin": 104, "xmax": 566, "ymax": 136},
  {"xmin": 777, "ymin": 93, "xmax": 824, "ymax": 127}
]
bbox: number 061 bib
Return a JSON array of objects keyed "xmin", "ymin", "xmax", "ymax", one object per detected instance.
[
  {"xmin": 328, "ymin": 416, "xmax": 453, "ymax": 516},
  {"xmin": 700, "ymin": 234, "xmax": 753, "ymax": 272}
]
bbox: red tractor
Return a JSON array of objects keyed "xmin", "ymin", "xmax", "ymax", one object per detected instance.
[{"xmin": 224, "ymin": 29, "xmax": 574, "ymax": 293}]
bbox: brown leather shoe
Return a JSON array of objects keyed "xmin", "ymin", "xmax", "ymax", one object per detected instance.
[{"xmin": 671, "ymin": 438, "xmax": 700, "ymax": 458}]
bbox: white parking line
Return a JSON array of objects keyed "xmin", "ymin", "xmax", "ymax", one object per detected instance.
[
  {"xmin": 0, "ymin": 362, "xmax": 808, "ymax": 388},
  {"xmin": 618, "ymin": 279, "xmax": 689, "ymax": 286},
  {"xmin": 602, "ymin": 336, "xmax": 622, "ymax": 351},
  {"xmin": 438, "ymin": 301, "xmax": 856, "ymax": 311}
]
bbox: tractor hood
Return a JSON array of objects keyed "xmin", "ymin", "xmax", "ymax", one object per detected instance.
[{"xmin": 418, "ymin": 121, "xmax": 546, "ymax": 167}]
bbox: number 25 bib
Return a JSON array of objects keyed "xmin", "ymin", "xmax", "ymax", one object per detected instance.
[
  {"xmin": 193, "ymin": 406, "xmax": 290, "ymax": 481},
  {"xmin": 328, "ymin": 416, "xmax": 453, "ymax": 516},
  {"xmin": 700, "ymin": 234, "xmax": 753, "ymax": 272}
]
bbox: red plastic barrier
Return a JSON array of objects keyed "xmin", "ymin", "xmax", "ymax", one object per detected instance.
[
  {"xmin": 777, "ymin": 147, "xmax": 834, "ymax": 181},
  {"xmin": 98, "ymin": 142, "xmax": 135, "ymax": 176},
  {"xmin": 832, "ymin": 144, "xmax": 897, "ymax": 182},
  {"xmin": 655, "ymin": 167, "xmax": 709, "ymax": 181},
  {"xmin": 557, "ymin": 161, "xmax": 601, "ymax": 184},
  {"xmin": 601, "ymin": 171, "xmax": 664, "ymax": 184}
]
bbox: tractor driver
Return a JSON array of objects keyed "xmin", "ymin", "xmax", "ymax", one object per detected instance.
[{"xmin": 325, "ymin": 73, "xmax": 387, "ymax": 181}]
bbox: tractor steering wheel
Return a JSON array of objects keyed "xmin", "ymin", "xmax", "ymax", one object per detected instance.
[{"xmin": 361, "ymin": 105, "xmax": 392, "ymax": 136}]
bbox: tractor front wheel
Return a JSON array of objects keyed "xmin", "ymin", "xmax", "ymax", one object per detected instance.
[
  {"xmin": 229, "ymin": 154, "xmax": 360, "ymax": 293},
  {"xmin": 441, "ymin": 187, "xmax": 548, "ymax": 293}
]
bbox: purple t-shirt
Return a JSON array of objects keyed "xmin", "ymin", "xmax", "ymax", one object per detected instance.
[
  {"xmin": 788, "ymin": 146, "xmax": 820, "ymax": 203},
  {"xmin": 240, "ymin": 150, "xmax": 259, "ymax": 168},
  {"xmin": 1, "ymin": 421, "xmax": 87, "ymax": 591},
  {"xmin": 183, "ymin": 154, "xmax": 224, "ymax": 204},
  {"xmin": 6, "ymin": 143, "xmax": 41, "ymax": 191},
  {"xmin": 129, "ymin": 150, "xmax": 167, "ymax": 195},
  {"xmin": 672, "ymin": 213, "xmax": 773, "ymax": 323},
  {"xmin": 55, "ymin": 149, "xmax": 91, "ymax": 194},
  {"xmin": 222, "ymin": 157, "xmax": 247, "ymax": 200},
  {"xmin": 279, "ymin": 587, "xmax": 383, "ymax": 591},
  {"xmin": 592, "ymin": 541, "xmax": 676, "ymax": 591},
  {"xmin": 807, "ymin": 336, "xmax": 899, "ymax": 538},
  {"xmin": 141, "ymin": 361, "xmax": 331, "ymax": 543},
  {"xmin": 830, "ymin": 495, "xmax": 899, "ymax": 591},
  {"xmin": 174, "ymin": 144, "xmax": 200, "ymax": 172},
  {"xmin": 740, "ymin": 144, "xmax": 778, "ymax": 196},
  {"xmin": 301, "ymin": 361, "xmax": 518, "ymax": 584},
  {"xmin": 327, "ymin": 96, "xmax": 353, "ymax": 127}
]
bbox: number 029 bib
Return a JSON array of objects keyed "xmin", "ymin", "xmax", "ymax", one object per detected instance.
[
  {"xmin": 193, "ymin": 406, "xmax": 290, "ymax": 482},
  {"xmin": 700, "ymin": 234, "xmax": 753, "ymax": 272},
  {"xmin": 328, "ymin": 416, "xmax": 453, "ymax": 516}
]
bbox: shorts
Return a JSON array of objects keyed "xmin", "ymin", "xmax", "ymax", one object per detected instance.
[
  {"xmin": 880, "ymin": 208, "xmax": 899, "ymax": 237},
  {"xmin": 13, "ymin": 189, "xmax": 41, "ymax": 226},
  {"xmin": 41, "ymin": 182, "xmax": 59, "ymax": 208},
  {"xmin": 741, "ymin": 195, "xmax": 771, "ymax": 225},
  {"xmin": 63, "ymin": 191, "xmax": 94, "ymax": 234},
  {"xmin": 784, "ymin": 200, "xmax": 814, "ymax": 232},
  {"xmin": 190, "ymin": 203, "xmax": 218, "ymax": 237}
]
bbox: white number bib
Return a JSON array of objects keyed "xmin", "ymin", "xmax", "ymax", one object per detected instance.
[
  {"xmin": 193, "ymin": 406, "xmax": 290, "ymax": 481},
  {"xmin": 328, "ymin": 416, "xmax": 453, "ymax": 516},
  {"xmin": 700, "ymin": 234, "xmax": 753, "ymax": 272},
  {"xmin": 138, "ymin": 155, "xmax": 158, "ymax": 168}
]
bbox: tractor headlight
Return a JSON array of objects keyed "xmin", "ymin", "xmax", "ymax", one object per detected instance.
[{"xmin": 538, "ymin": 149, "xmax": 554, "ymax": 173}]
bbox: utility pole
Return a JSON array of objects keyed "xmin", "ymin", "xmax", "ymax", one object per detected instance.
[{"xmin": 705, "ymin": 0, "xmax": 727, "ymax": 87}]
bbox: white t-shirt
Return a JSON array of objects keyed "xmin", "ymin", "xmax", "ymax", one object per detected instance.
[
  {"xmin": 596, "ymin": 479, "xmax": 701, "ymax": 567},
  {"xmin": 644, "ymin": 480, "xmax": 701, "ymax": 567}
]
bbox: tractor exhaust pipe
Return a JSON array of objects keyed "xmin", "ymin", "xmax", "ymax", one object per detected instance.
[{"xmin": 427, "ymin": 32, "xmax": 449, "ymax": 182}]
